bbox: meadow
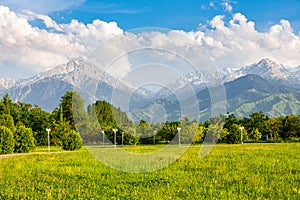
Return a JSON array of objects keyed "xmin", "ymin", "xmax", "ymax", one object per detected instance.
[{"xmin": 0, "ymin": 143, "xmax": 299, "ymax": 199}]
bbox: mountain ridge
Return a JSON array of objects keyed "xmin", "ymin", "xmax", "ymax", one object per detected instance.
[{"xmin": 0, "ymin": 58, "xmax": 300, "ymax": 120}]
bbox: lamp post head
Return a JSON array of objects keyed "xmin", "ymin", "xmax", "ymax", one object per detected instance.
[
  {"xmin": 239, "ymin": 126, "xmax": 244, "ymax": 131},
  {"xmin": 112, "ymin": 128, "xmax": 118, "ymax": 132},
  {"xmin": 177, "ymin": 127, "xmax": 181, "ymax": 131},
  {"xmin": 46, "ymin": 128, "xmax": 51, "ymax": 132}
]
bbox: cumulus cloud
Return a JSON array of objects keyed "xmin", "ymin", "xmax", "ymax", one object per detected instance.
[
  {"xmin": 1, "ymin": 4, "xmax": 300, "ymax": 79},
  {"xmin": 197, "ymin": 13, "xmax": 300, "ymax": 68},
  {"xmin": 0, "ymin": 5, "xmax": 123, "ymax": 77}
]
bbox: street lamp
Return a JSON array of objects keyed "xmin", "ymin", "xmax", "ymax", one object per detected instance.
[
  {"xmin": 112, "ymin": 128, "xmax": 118, "ymax": 148},
  {"xmin": 101, "ymin": 131, "xmax": 105, "ymax": 147},
  {"xmin": 177, "ymin": 127, "xmax": 181, "ymax": 146},
  {"xmin": 46, "ymin": 128, "xmax": 51, "ymax": 153},
  {"xmin": 239, "ymin": 126, "xmax": 244, "ymax": 144}
]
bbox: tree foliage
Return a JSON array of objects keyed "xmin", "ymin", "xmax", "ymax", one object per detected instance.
[
  {"xmin": 14, "ymin": 125, "xmax": 35, "ymax": 153},
  {"xmin": 0, "ymin": 91, "xmax": 299, "ymax": 150},
  {"xmin": 62, "ymin": 129, "xmax": 83, "ymax": 151},
  {"xmin": 0, "ymin": 113, "xmax": 15, "ymax": 133},
  {"xmin": 0, "ymin": 126, "xmax": 14, "ymax": 154}
]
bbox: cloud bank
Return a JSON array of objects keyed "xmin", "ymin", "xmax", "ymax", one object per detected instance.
[{"xmin": 1, "ymin": 5, "xmax": 300, "ymax": 78}]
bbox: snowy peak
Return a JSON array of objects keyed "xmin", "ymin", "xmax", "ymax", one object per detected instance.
[
  {"xmin": 0, "ymin": 78, "xmax": 18, "ymax": 90},
  {"xmin": 16, "ymin": 59, "xmax": 87, "ymax": 87},
  {"xmin": 241, "ymin": 58, "xmax": 288, "ymax": 79}
]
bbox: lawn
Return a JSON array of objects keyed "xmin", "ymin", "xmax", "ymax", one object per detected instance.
[{"xmin": 0, "ymin": 143, "xmax": 299, "ymax": 199}]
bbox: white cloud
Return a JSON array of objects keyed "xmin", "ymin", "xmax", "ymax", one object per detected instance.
[
  {"xmin": 1, "ymin": 4, "xmax": 300, "ymax": 79},
  {"xmin": 222, "ymin": 1, "xmax": 233, "ymax": 12},
  {"xmin": 198, "ymin": 13, "xmax": 300, "ymax": 68},
  {"xmin": 0, "ymin": 5, "xmax": 123, "ymax": 77},
  {"xmin": 209, "ymin": 2, "xmax": 215, "ymax": 8}
]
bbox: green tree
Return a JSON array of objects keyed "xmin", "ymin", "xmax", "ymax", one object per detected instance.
[
  {"xmin": 157, "ymin": 121, "xmax": 179, "ymax": 142},
  {"xmin": 193, "ymin": 124, "xmax": 205, "ymax": 144},
  {"xmin": 15, "ymin": 103, "xmax": 33, "ymax": 128},
  {"xmin": 220, "ymin": 124, "xmax": 242, "ymax": 144},
  {"xmin": 0, "ymin": 126, "xmax": 14, "ymax": 154},
  {"xmin": 53, "ymin": 121, "xmax": 72, "ymax": 146},
  {"xmin": 266, "ymin": 117, "xmax": 281, "ymax": 141},
  {"xmin": 14, "ymin": 125, "xmax": 35, "ymax": 153},
  {"xmin": 138, "ymin": 120, "xmax": 154, "ymax": 144},
  {"xmin": 62, "ymin": 129, "xmax": 83, "ymax": 151},
  {"xmin": 0, "ymin": 114, "xmax": 15, "ymax": 133},
  {"xmin": 56, "ymin": 91, "xmax": 87, "ymax": 130},
  {"xmin": 1, "ymin": 94, "xmax": 13, "ymax": 115},
  {"xmin": 248, "ymin": 111, "xmax": 270, "ymax": 138},
  {"xmin": 29, "ymin": 107, "xmax": 53, "ymax": 146},
  {"xmin": 124, "ymin": 126, "xmax": 140, "ymax": 145},
  {"xmin": 252, "ymin": 128, "xmax": 262, "ymax": 142},
  {"xmin": 280, "ymin": 115, "xmax": 300, "ymax": 140},
  {"xmin": 180, "ymin": 118, "xmax": 199, "ymax": 144},
  {"xmin": 205, "ymin": 115, "xmax": 224, "ymax": 144},
  {"xmin": 0, "ymin": 94, "xmax": 19, "ymax": 121},
  {"xmin": 223, "ymin": 113, "xmax": 239, "ymax": 130}
]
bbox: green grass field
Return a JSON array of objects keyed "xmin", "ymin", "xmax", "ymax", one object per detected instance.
[{"xmin": 0, "ymin": 143, "xmax": 299, "ymax": 199}]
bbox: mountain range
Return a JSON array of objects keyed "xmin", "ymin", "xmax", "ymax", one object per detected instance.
[{"xmin": 1, "ymin": 58, "xmax": 300, "ymax": 121}]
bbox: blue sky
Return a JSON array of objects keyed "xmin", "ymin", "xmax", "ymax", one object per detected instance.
[
  {"xmin": 1, "ymin": 0, "xmax": 300, "ymax": 78},
  {"xmin": 2, "ymin": 0, "xmax": 300, "ymax": 32}
]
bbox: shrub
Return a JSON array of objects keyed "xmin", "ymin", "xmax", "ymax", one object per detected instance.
[
  {"xmin": 0, "ymin": 126, "xmax": 14, "ymax": 154},
  {"xmin": 14, "ymin": 125, "xmax": 35, "ymax": 153},
  {"xmin": 62, "ymin": 130, "xmax": 82, "ymax": 151}
]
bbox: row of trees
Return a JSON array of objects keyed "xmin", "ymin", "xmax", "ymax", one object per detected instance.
[
  {"xmin": 1, "ymin": 91, "xmax": 300, "ymax": 155},
  {"xmin": 82, "ymin": 101, "xmax": 300, "ymax": 145},
  {"xmin": 219, "ymin": 112, "xmax": 300, "ymax": 144}
]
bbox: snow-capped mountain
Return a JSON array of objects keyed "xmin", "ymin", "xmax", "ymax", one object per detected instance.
[
  {"xmin": 0, "ymin": 78, "xmax": 19, "ymax": 91},
  {"xmin": 0, "ymin": 57, "xmax": 299, "ymax": 115},
  {"xmin": 0, "ymin": 60, "xmax": 149, "ymax": 111},
  {"xmin": 223, "ymin": 58, "xmax": 289, "ymax": 82},
  {"xmin": 153, "ymin": 58, "xmax": 300, "ymax": 105}
]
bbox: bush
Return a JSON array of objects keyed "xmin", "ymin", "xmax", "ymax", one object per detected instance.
[
  {"xmin": 0, "ymin": 126, "xmax": 14, "ymax": 154},
  {"xmin": 14, "ymin": 125, "xmax": 35, "ymax": 153},
  {"xmin": 62, "ymin": 130, "xmax": 82, "ymax": 151}
]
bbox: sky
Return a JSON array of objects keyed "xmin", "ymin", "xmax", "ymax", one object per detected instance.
[{"xmin": 1, "ymin": 0, "xmax": 300, "ymax": 78}]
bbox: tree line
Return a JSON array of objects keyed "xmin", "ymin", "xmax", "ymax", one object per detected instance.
[
  {"xmin": 0, "ymin": 92, "xmax": 82, "ymax": 155},
  {"xmin": 1, "ymin": 91, "xmax": 300, "ymax": 155}
]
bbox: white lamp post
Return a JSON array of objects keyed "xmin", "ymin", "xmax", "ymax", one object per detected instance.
[
  {"xmin": 239, "ymin": 126, "xmax": 244, "ymax": 144},
  {"xmin": 101, "ymin": 131, "xmax": 105, "ymax": 147},
  {"xmin": 177, "ymin": 127, "xmax": 181, "ymax": 146},
  {"xmin": 112, "ymin": 128, "xmax": 118, "ymax": 148},
  {"xmin": 46, "ymin": 128, "xmax": 51, "ymax": 153}
]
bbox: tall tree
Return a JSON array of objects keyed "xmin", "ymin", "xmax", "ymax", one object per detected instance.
[{"xmin": 56, "ymin": 91, "xmax": 87, "ymax": 131}]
